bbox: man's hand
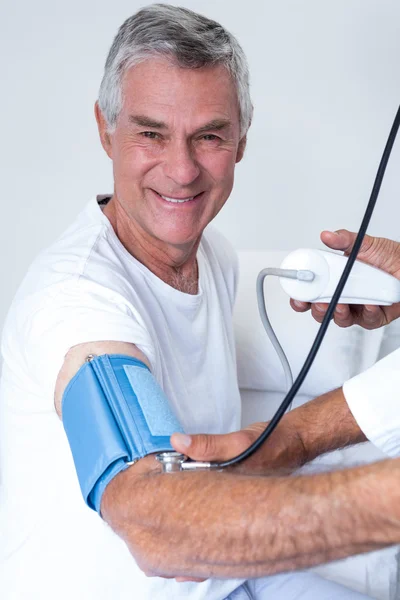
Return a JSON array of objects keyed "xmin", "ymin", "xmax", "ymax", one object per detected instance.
[
  {"xmin": 171, "ymin": 418, "xmax": 307, "ymax": 475},
  {"xmin": 291, "ymin": 229, "xmax": 400, "ymax": 329}
]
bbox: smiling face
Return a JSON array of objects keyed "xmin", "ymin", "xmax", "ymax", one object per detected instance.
[{"xmin": 96, "ymin": 57, "xmax": 246, "ymax": 255}]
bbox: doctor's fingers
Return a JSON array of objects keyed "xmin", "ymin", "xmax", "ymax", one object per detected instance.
[
  {"xmin": 314, "ymin": 303, "xmax": 389, "ymax": 329},
  {"xmin": 292, "ymin": 298, "xmax": 392, "ymax": 329},
  {"xmin": 291, "ymin": 300, "xmax": 354, "ymax": 325},
  {"xmin": 383, "ymin": 302, "xmax": 400, "ymax": 326},
  {"xmin": 331, "ymin": 304, "xmax": 383, "ymax": 329},
  {"xmin": 290, "ymin": 298, "xmax": 311, "ymax": 313},
  {"xmin": 360, "ymin": 304, "xmax": 400, "ymax": 329},
  {"xmin": 311, "ymin": 303, "xmax": 382, "ymax": 328}
]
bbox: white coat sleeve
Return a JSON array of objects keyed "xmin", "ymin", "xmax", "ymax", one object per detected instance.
[{"xmin": 343, "ymin": 347, "xmax": 400, "ymax": 457}]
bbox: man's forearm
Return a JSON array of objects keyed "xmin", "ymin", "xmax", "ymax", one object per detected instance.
[
  {"xmin": 284, "ymin": 387, "xmax": 367, "ymax": 464},
  {"xmin": 101, "ymin": 453, "xmax": 400, "ymax": 579}
]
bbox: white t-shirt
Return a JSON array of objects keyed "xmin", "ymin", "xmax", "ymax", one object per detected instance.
[
  {"xmin": 344, "ymin": 347, "xmax": 400, "ymax": 458},
  {"xmin": 0, "ymin": 197, "xmax": 245, "ymax": 600}
]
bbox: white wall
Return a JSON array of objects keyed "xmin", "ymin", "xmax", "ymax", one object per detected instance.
[{"xmin": 2, "ymin": 0, "xmax": 400, "ymax": 331}]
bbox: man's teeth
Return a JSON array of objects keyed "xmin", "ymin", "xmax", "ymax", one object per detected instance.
[{"xmin": 160, "ymin": 194, "xmax": 195, "ymax": 203}]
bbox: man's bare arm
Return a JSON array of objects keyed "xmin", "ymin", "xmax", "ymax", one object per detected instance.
[
  {"xmin": 54, "ymin": 340, "xmax": 151, "ymax": 416},
  {"xmin": 55, "ymin": 349, "xmax": 398, "ymax": 579},
  {"xmin": 102, "ymin": 450, "xmax": 400, "ymax": 579}
]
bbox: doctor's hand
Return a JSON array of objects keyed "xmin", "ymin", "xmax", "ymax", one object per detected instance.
[
  {"xmin": 291, "ymin": 229, "xmax": 400, "ymax": 329},
  {"xmin": 171, "ymin": 417, "xmax": 307, "ymax": 475}
]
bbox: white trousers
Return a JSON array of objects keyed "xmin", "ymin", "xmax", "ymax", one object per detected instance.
[{"xmin": 225, "ymin": 572, "xmax": 372, "ymax": 599}]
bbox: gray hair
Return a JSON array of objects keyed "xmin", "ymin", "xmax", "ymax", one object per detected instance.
[{"xmin": 98, "ymin": 4, "xmax": 253, "ymax": 138}]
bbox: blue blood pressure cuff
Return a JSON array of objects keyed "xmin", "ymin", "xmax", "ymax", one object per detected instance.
[{"xmin": 62, "ymin": 354, "xmax": 184, "ymax": 514}]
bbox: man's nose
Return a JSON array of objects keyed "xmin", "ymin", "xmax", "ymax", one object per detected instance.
[{"xmin": 163, "ymin": 140, "xmax": 201, "ymax": 187}]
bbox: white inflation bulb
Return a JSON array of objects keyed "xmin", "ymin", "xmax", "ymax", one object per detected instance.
[{"xmin": 279, "ymin": 249, "xmax": 400, "ymax": 305}]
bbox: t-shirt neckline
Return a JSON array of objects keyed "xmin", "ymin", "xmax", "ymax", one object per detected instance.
[{"xmin": 92, "ymin": 196, "xmax": 204, "ymax": 305}]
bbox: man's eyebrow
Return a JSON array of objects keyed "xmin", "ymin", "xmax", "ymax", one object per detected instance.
[
  {"xmin": 128, "ymin": 115, "xmax": 232, "ymax": 134},
  {"xmin": 128, "ymin": 115, "xmax": 167, "ymax": 129},
  {"xmin": 195, "ymin": 119, "xmax": 232, "ymax": 134}
]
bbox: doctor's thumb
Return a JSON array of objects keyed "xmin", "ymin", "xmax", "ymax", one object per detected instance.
[
  {"xmin": 321, "ymin": 229, "xmax": 400, "ymax": 278},
  {"xmin": 320, "ymin": 229, "xmax": 358, "ymax": 253},
  {"xmin": 171, "ymin": 430, "xmax": 251, "ymax": 462},
  {"xmin": 321, "ymin": 228, "xmax": 383, "ymax": 261}
]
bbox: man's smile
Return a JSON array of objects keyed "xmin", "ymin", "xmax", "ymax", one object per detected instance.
[{"xmin": 151, "ymin": 189, "xmax": 205, "ymax": 205}]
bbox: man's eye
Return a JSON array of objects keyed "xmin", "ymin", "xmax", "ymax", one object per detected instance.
[
  {"xmin": 141, "ymin": 131, "xmax": 159, "ymax": 139},
  {"xmin": 202, "ymin": 134, "xmax": 219, "ymax": 141}
]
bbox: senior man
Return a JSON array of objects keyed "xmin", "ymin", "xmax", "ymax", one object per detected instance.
[{"xmin": 0, "ymin": 4, "xmax": 375, "ymax": 600}]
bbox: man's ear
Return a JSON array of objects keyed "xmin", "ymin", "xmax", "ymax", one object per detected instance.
[
  {"xmin": 94, "ymin": 102, "xmax": 113, "ymax": 159},
  {"xmin": 236, "ymin": 135, "xmax": 247, "ymax": 163}
]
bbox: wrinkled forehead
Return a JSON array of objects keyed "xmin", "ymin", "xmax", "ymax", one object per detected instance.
[{"xmin": 119, "ymin": 57, "xmax": 241, "ymax": 130}]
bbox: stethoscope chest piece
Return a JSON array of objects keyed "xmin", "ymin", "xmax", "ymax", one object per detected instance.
[{"xmin": 156, "ymin": 451, "xmax": 213, "ymax": 472}]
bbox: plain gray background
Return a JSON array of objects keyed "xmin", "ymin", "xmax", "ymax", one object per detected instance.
[{"xmin": 1, "ymin": 0, "xmax": 400, "ymax": 332}]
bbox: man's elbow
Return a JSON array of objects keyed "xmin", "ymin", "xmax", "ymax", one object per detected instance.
[{"xmin": 100, "ymin": 460, "xmax": 178, "ymax": 575}]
